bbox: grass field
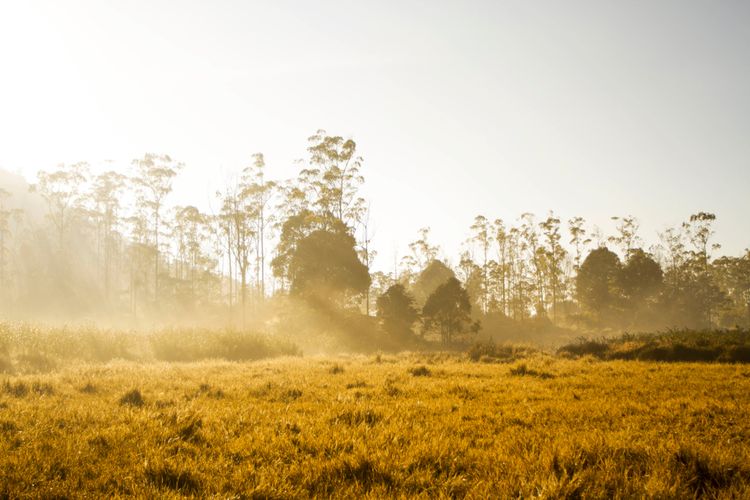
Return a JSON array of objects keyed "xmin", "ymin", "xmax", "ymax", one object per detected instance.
[{"xmin": 2, "ymin": 352, "xmax": 750, "ymax": 498}]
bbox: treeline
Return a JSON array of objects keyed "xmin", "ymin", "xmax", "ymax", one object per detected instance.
[{"xmin": 0, "ymin": 130, "xmax": 748, "ymax": 342}]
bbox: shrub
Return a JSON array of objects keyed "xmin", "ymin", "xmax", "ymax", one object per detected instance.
[
  {"xmin": 2, "ymin": 381, "xmax": 28, "ymax": 397},
  {"xmin": 509, "ymin": 362, "xmax": 555, "ymax": 379},
  {"xmin": 144, "ymin": 461, "xmax": 200, "ymax": 494},
  {"xmin": 409, "ymin": 365, "xmax": 431, "ymax": 377},
  {"xmin": 672, "ymin": 445, "xmax": 748, "ymax": 496},
  {"xmin": 332, "ymin": 409, "xmax": 382, "ymax": 427},
  {"xmin": 467, "ymin": 340, "xmax": 536, "ymax": 362},
  {"xmin": 32, "ymin": 381, "xmax": 54, "ymax": 396},
  {"xmin": 558, "ymin": 329, "xmax": 750, "ymax": 363},
  {"xmin": 557, "ymin": 338, "xmax": 609, "ymax": 358},
  {"xmin": 119, "ymin": 389, "xmax": 145, "ymax": 407},
  {"xmin": 80, "ymin": 382, "xmax": 97, "ymax": 394}
]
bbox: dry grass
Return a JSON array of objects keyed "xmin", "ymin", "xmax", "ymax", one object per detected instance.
[{"xmin": 1, "ymin": 354, "xmax": 750, "ymax": 498}]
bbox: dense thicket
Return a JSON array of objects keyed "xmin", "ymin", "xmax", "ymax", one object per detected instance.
[{"xmin": 1, "ymin": 131, "xmax": 748, "ymax": 343}]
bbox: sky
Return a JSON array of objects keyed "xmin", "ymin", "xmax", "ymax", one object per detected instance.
[{"xmin": 1, "ymin": 0, "xmax": 749, "ymax": 268}]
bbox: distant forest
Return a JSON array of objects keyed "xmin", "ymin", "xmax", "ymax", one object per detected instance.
[{"xmin": 1, "ymin": 130, "xmax": 748, "ymax": 343}]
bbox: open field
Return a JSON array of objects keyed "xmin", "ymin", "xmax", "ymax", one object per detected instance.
[{"xmin": 2, "ymin": 353, "xmax": 750, "ymax": 498}]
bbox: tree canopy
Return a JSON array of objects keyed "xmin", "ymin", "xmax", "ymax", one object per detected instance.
[
  {"xmin": 0, "ymin": 131, "xmax": 748, "ymax": 336},
  {"xmin": 376, "ymin": 284, "xmax": 419, "ymax": 340},
  {"xmin": 576, "ymin": 247, "xmax": 622, "ymax": 319},
  {"xmin": 422, "ymin": 277, "xmax": 478, "ymax": 345},
  {"xmin": 289, "ymin": 228, "xmax": 370, "ymax": 307}
]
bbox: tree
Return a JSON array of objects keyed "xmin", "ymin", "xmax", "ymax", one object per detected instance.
[
  {"xmin": 680, "ymin": 212, "xmax": 722, "ymax": 327},
  {"xmin": 217, "ymin": 180, "xmax": 255, "ymax": 325},
  {"xmin": 172, "ymin": 205, "xmax": 210, "ymax": 303},
  {"xmin": 619, "ymin": 248, "xmax": 663, "ymax": 325},
  {"xmin": 91, "ymin": 170, "xmax": 126, "ymax": 301},
  {"xmin": 540, "ymin": 212, "xmax": 566, "ymax": 322},
  {"xmin": 272, "ymin": 210, "xmax": 348, "ymax": 290},
  {"xmin": 684, "ymin": 212, "xmax": 718, "ymax": 266},
  {"xmin": 305, "ymin": 130, "xmax": 366, "ymax": 228},
  {"xmin": 520, "ymin": 213, "xmax": 546, "ymax": 316},
  {"xmin": 568, "ymin": 216, "xmax": 590, "ymax": 272},
  {"xmin": 0, "ymin": 188, "xmax": 23, "ymax": 303},
  {"xmin": 242, "ymin": 153, "xmax": 276, "ymax": 299},
  {"xmin": 32, "ymin": 162, "xmax": 89, "ymax": 254},
  {"xmin": 408, "ymin": 227, "xmax": 439, "ymax": 270},
  {"xmin": 492, "ymin": 218, "xmax": 510, "ymax": 316},
  {"xmin": 422, "ymin": 277, "xmax": 478, "ymax": 345},
  {"xmin": 506, "ymin": 225, "xmax": 533, "ymax": 321},
  {"xmin": 608, "ymin": 215, "xmax": 641, "ymax": 258},
  {"xmin": 713, "ymin": 251, "xmax": 750, "ymax": 327},
  {"xmin": 412, "ymin": 259, "xmax": 455, "ymax": 305},
  {"xmin": 470, "ymin": 215, "xmax": 493, "ymax": 314},
  {"xmin": 132, "ymin": 154, "xmax": 183, "ymax": 303},
  {"xmin": 576, "ymin": 247, "xmax": 622, "ymax": 320},
  {"xmin": 457, "ymin": 250, "xmax": 483, "ymax": 313},
  {"xmin": 619, "ymin": 249, "xmax": 663, "ymax": 303},
  {"xmin": 357, "ymin": 204, "xmax": 376, "ymax": 315},
  {"xmin": 658, "ymin": 226, "xmax": 687, "ymax": 291},
  {"xmin": 289, "ymin": 228, "xmax": 370, "ymax": 308},
  {"xmin": 376, "ymin": 284, "xmax": 419, "ymax": 340}
]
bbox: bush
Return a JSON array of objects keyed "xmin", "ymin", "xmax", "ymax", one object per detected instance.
[
  {"xmin": 144, "ymin": 461, "xmax": 200, "ymax": 494},
  {"xmin": 409, "ymin": 365, "xmax": 431, "ymax": 377},
  {"xmin": 119, "ymin": 389, "xmax": 145, "ymax": 407},
  {"xmin": 557, "ymin": 338, "xmax": 609, "ymax": 358},
  {"xmin": 467, "ymin": 340, "xmax": 536, "ymax": 362},
  {"xmin": 558, "ymin": 329, "xmax": 750, "ymax": 363}
]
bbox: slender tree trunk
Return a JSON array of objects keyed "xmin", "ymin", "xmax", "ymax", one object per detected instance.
[
  {"xmin": 154, "ymin": 209, "xmax": 160, "ymax": 304},
  {"xmin": 241, "ymin": 264, "xmax": 247, "ymax": 328},
  {"xmin": 260, "ymin": 209, "xmax": 265, "ymax": 298},
  {"xmin": 0, "ymin": 229, "xmax": 5, "ymax": 296}
]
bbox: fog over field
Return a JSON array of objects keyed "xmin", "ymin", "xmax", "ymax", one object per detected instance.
[{"xmin": 1, "ymin": 1, "xmax": 749, "ymax": 497}]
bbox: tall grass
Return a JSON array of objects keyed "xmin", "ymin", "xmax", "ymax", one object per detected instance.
[{"xmin": 0, "ymin": 322, "xmax": 300, "ymax": 373}]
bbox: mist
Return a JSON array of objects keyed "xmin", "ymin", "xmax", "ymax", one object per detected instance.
[
  {"xmin": 2, "ymin": 3, "xmax": 750, "ymax": 497},
  {"xmin": 1, "ymin": 132, "xmax": 748, "ymax": 354}
]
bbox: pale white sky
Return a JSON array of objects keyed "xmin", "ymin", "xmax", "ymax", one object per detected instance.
[{"xmin": 1, "ymin": 0, "xmax": 749, "ymax": 267}]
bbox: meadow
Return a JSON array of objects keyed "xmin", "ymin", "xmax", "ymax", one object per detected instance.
[{"xmin": 2, "ymin": 341, "xmax": 750, "ymax": 498}]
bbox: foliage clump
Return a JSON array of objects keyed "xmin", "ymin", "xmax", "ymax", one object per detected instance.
[
  {"xmin": 144, "ymin": 460, "xmax": 200, "ymax": 494},
  {"xmin": 509, "ymin": 362, "xmax": 555, "ymax": 379},
  {"xmin": 119, "ymin": 389, "xmax": 145, "ymax": 407},
  {"xmin": 422, "ymin": 278, "xmax": 479, "ymax": 345},
  {"xmin": 376, "ymin": 284, "xmax": 419, "ymax": 341},
  {"xmin": 329, "ymin": 363, "xmax": 345, "ymax": 374},
  {"xmin": 409, "ymin": 365, "xmax": 431, "ymax": 377},
  {"xmin": 559, "ymin": 329, "xmax": 750, "ymax": 363},
  {"xmin": 2, "ymin": 381, "xmax": 28, "ymax": 398},
  {"xmin": 467, "ymin": 340, "xmax": 536, "ymax": 362}
]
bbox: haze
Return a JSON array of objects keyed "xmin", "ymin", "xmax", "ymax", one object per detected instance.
[
  {"xmin": 1, "ymin": 0, "xmax": 749, "ymax": 263},
  {"xmin": 3, "ymin": 4, "xmax": 750, "ymax": 497}
]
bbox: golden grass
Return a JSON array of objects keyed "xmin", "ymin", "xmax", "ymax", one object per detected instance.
[{"xmin": 1, "ymin": 354, "xmax": 750, "ymax": 498}]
